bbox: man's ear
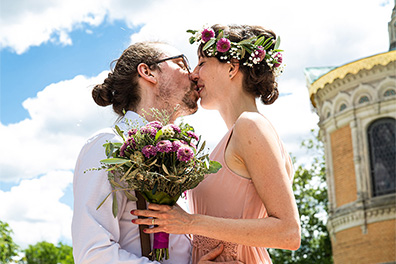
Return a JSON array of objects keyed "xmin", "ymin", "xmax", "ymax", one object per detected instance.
[
  {"xmin": 228, "ymin": 59, "xmax": 240, "ymax": 79},
  {"xmin": 137, "ymin": 63, "xmax": 157, "ymax": 84}
]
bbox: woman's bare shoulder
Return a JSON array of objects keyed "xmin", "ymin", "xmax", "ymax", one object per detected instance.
[{"xmin": 233, "ymin": 112, "xmax": 274, "ymax": 139}]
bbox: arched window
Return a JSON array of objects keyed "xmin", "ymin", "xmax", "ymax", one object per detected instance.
[
  {"xmin": 339, "ymin": 103, "xmax": 347, "ymax": 112},
  {"xmin": 358, "ymin": 96, "xmax": 369, "ymax": 104},
  {"xmin": 384, "ymin": 89, "xmax": 396, "ymax": 97},
  {"xmin": 367, "ymin": 118, "xmax": 396, "ymax": 197}
]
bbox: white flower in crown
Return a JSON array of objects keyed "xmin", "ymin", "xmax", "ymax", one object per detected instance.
[{"xmin": 187, "ymin": 26, "xmax": 285, "ymax": 76}]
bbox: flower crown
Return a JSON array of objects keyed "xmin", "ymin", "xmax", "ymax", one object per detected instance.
[{"xmin": 187, "ymin": 27, "xmax": 285, "ymax": 77}]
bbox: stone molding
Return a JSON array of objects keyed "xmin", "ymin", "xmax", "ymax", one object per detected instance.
[{"xmin": 327, "ymin": 194, "xmax": 396, "ymax": 234}]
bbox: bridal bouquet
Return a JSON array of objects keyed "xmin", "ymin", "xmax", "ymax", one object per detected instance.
[{"xmin": 95, "ymin": 110, "xmax": 222, "ymax": 261}]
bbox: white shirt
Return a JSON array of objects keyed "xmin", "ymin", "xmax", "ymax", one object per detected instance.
[{"xmin": 72, "ymin": 111, "xmax": 192, "ymax": 264}]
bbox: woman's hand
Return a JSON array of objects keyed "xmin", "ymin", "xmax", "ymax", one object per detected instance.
[
  {"xmin": 131, "ymin": 203, "xmax": 194, "ymax": 234},
  {"xmin": 198, "ymin": 244, "xmax": 244, "ymax": 264},
  {"xmin": 132, "ymin": 205, "xmax": 244, "ymax": 263}
]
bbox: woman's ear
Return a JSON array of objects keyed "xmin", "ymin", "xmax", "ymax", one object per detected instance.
[
  {"xmin": 137, "ymin": 63, "xmax": 157, "ymax": 84},
  {"xmin": 228, "ymin": 59, "xmax": 240, "ymax": 79}
]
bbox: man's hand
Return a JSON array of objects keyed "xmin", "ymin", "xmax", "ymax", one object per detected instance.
[{"xmin": 198, "ymin": 244, "xmax": 244, "ymax": 264}]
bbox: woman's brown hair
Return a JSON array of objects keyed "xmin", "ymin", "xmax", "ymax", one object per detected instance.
[{"xmin": 198, "ymin": 24, "xmax": 279, "ymax": 105}]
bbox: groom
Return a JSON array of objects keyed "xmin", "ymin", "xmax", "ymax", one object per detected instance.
[{"xmin": 72, "ymin": 41, "xmax": 225, "ymax": 263}]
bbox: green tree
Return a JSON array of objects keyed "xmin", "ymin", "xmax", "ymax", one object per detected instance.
[
  {"xmin": 22, "ymin": 241, "xmax": 74, "ymax": 264},
  {"xmin": 57, "ymin": 242, "xmax": 74, "ymax": 264},
  {"xmin": 0, "ymin": 220, "xmax": 20, "ymax": 264},
  {"xmin": 23, "ymin": 241, "xmax": 58, "ymax": 264},
  {"xmin": 269, "ymin": 130, "xmax": 333, "ymax": 263}
]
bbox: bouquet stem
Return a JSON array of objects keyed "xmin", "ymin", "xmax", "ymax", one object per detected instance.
[
  {"xmin": 153, "ymin": 232, "xmax": 170, "ymax": 261},
  {"xmin": 141, "ymin": 191, "xmax": 178, "ymax": 261}
]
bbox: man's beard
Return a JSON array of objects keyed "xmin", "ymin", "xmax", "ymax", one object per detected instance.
[
  {"xmin": 157, "ymin": 83, "xmax": 198, "ymax": 118},
  {"xmin": 181, "ymin": 86, "xmax": 199, "ymax": 115}
]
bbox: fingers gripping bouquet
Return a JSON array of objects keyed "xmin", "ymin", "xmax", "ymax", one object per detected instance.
[{"xmin": 96, "ymin": 109, "xmax": 222, "ymax": 261}]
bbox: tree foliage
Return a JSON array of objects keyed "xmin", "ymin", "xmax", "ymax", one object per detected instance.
[
  {"xmin": 23, "ymin": 241, "xmax": 59, "ymax": 264},
  {"xmin": 0, "ymin": 221, "xmax": 74, "ymax": 264},
  {"xmin": 0, "ymin": 220, "xmax": 20, "ymax": 264},
  {"xmin": 269, "ymin": 130, "xmax": 333, "ymax": 263},
  {"xmin": 22, "ymin": 241, "xmax": 74, "ymax": 264}
]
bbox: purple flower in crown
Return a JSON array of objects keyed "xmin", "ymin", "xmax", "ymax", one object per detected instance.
[
  {"xmin": 201, "ymin": 28, "xmax": 215, "ymax": 43},
  {"xmin": 274, "ymin": 52, "xmax": 283, "ymax": 67},
  {"xmin": 156, "ymin": 140, "xmax": 172, "ymax": 153},
  {"xmin": 128, "ymin": 128, "xmax": 138, "ymax": 136},
  {"xmin": 216, "ymin": 38, "xmax": 231, "ymax": 53},
  {"xmin": 170, "ymin": 124, "xmax": 181, "ymax": 133},
  {"xmin": 252, "ymin": 46, "xmax": 266, "ymax": 63},
  {"xmin": 142, "ymin": 145, "xmax": 158, "ymax": 158},
  {"xmin": 187, "ymin": 131, "xmax": 199, "ymax": 141},
  {"xmin": 177, "ymin": 145, "xmax": 194, "ymax": 162},
  {"xmin": 147, "ymin": 121, "xmax": 163, "ymax": 129},
  {"xmin": 171, "ymin": 140, "xmax": 183, "ymax": 152},
  {"xmin": 140, "ymin": 125, "xmax": 157, "ymax": 137}
]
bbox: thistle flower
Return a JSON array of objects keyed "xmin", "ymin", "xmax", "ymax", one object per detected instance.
[
  {"xmin": 127, "ymin": 137, "xmax": 136, "ymax": 149},
  {"xmin": 170, "ymin": 124, "xmax": 181, "ymax": 133},
  {"xmin": 147, "ymin": 121, "xmax": 163, "ymax": 129},
  {"xmin": 142, "ymin": 145, "xmax": 158, "ymax": 158},
  {"xmin": 190, "ymin": 142, "xmax": 197, "ymax": 151},
  {"xmin": 216, "ymin": 38, "xmax": 231, "ymax": 53},
  {"xmin": 177, "ymin": 145, "xmax": 194, "ymax": 162},
  {"xmin": 128, "ymin": 128, "xmax": 138, "ymax": 136},
  {"xmin": 140, "ymin": 126, "xmax": 157, "ymax": 137},
  {"xmin": 187, "ymin": 131, "xmax": 199, "ymax": 141},
  {"xmin": 171, "ymin": 140, "xmax": 183, "ymax": 152},
  {"xmin": 156, "ymin": 140, "xmax": 172, "ymax": 153},
  {"xmin": 120, "ymin": 142, "xmax": 128, "ymax": 157},
  {"xmin": 201, "ymin": 28, "xmax": 215, "ymax": 43}
]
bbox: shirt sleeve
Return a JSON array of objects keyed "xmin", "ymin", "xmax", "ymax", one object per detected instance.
[{"xmin": 71, "ymin": 130, "xmax": 160, "ymax": 264}]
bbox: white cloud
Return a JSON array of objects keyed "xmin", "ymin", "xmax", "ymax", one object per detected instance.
[
  {"xmin": 0, "ymin": 171, "xmax": 73, "ymax": 248},
  {"xmin": 0, "ymin": 0, "xmax": 163, "ymax": 54},
  {"xmin": 1, "ymin": 0, "xmax": 391, "ymax": 58},
  {"xmin": 0, "ymin": 72, "xmax": 117, "ymax": 182},
  {"xmin": 0, "ymin": 0, "xmax": 107, "ymax": 54}
]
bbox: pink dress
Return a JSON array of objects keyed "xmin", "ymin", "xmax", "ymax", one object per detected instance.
[{"xmin": 188, "ymin": 123, "xmax": 293, "ymax": 264}]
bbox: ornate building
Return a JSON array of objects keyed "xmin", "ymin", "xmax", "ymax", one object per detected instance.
[{"xmin": 304, "ymin": 3, "xmax": 396, "ymax": 264}]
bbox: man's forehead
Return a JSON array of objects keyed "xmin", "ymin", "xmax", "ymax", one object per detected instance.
[{"xmin": 155, "ymin": 43, "xmax": 181, "ymax": 58}]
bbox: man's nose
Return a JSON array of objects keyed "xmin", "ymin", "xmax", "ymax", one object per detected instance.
[{"xmin": 189, "ymin": 66, "xmax": 199, "ymax": 82}]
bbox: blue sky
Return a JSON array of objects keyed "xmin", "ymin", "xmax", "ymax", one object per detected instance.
[
  {"xmin": 1, "ymin": 20, "xmax": 135, "ymax": 124},
  {"xmin": 0, "ymin": 0, "xmax": 392, "ymax": 249}
]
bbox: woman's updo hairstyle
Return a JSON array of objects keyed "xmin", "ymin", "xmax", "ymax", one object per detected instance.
[
  {"xmin": 92, "ymin": 42, "xmax": 165, "ymax": 116},
  {"xmin": 198, "ymin": 24, "xmax": 279, "ymax": 105}
]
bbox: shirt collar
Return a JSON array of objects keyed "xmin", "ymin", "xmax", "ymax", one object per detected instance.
[{"xmin": 114, "ymin": 110, "xmax": 147, "ymax": 135}]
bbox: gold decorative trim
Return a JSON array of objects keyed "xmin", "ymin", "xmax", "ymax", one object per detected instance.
[{"xmin": 309, "ymin": 50, "xmax": 396, "ymax": 107}]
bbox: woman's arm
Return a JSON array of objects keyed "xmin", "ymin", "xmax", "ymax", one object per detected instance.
[{"xmin": 132, "ymin": 112, "xmax": 300, "ymax": 250}]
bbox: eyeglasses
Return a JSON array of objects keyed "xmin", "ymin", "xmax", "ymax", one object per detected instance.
[{"xmin": 155, "ymin": 54, "xmax": 191, "ymax": 73}]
